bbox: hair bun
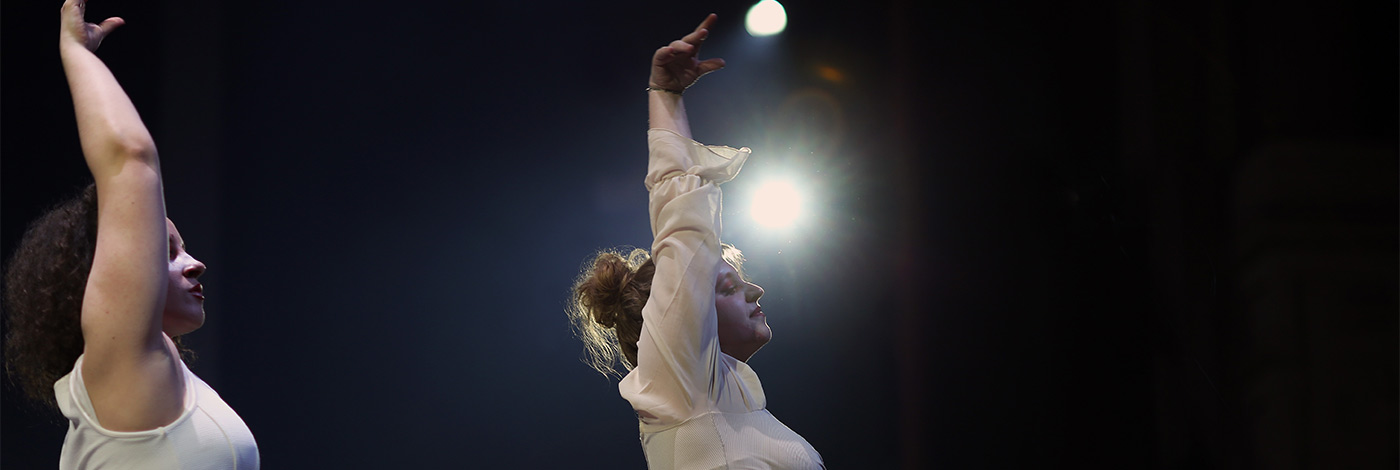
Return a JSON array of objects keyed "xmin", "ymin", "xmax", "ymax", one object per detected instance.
[
  {"xmin": 569, "ymin": 247, "xmax": 655, "ymax": 376},
  {"xmin": 581, "ymin": 252, "xmax": 633, "ymax": 329}
]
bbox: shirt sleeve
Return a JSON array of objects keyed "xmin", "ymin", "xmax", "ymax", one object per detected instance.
[{"xmin": 619, "ymin": 128, "xmax": 750, "ymax": 425}]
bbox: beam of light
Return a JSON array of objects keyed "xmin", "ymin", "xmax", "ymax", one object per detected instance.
[
  {"xmin": 750, "ymin": 179, "xmax": 803, "ymax": 229},
  {"xmin": 745, "ymin": 0, "xmax": 788, "ymax": 37}
]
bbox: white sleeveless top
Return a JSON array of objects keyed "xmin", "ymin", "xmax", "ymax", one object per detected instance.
[
  {"xmin": 54, "ymin": 355, "xmax": 259, "ymax": 470},
  {"xmin": 619, "ymin": 129, "xmax": 823, "ymax": 469}
]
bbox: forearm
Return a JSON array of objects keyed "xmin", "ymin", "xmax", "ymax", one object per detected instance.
[
  {"xmin": 648, "ymin": 90, "xmax": 692, "ymax": 139},
  {"xmin": 60, "ymin": 41, "xmax": 158, "ymax": 179}
]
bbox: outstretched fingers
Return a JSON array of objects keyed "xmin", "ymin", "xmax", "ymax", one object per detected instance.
[
  {"xmin": 654, "ymin": 39, "xmax": 698, "ymax": 67},
  {"xmin": 649, "ymin": 14, "xmax": 726, "ymax": 91},
  {"xmin": 681, "ymin": 14, "xmax": 716, "ymax": 49},
  {"xmin": 668, "ymin": 39, "xmax": 697, "ymax": 56},
  {"xmin": 680, "ymin": 26, "xmax": 709, "ymax": 46},
  {"xmin": 690, "ymin": 13, "xmax": 718, "ymax": 41},
  {"xmin": 697, "ymin": 57, "xmax": 726, "ymax": 76}
]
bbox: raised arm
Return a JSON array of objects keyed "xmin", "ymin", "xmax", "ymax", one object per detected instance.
[
  {"xmin": 622, "ymin": 15, "xmax": 753, "ymax": 423},
  {"xmin": 61, "ymin": 0, "xmax": 185, "ymax": 432},
  {"xmin": 647, "ymin": 14, "xmax": 725, "ymax": 138}
]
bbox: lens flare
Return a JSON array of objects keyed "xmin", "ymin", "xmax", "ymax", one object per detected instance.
[{"xmin": 751, "ymin": 180, "xmax": 802, "ymax": 228}]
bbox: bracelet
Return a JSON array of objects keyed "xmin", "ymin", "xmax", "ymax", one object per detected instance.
[{"xmin": 645, "ymin": 86, "xmax": 684, "ymax": 96}]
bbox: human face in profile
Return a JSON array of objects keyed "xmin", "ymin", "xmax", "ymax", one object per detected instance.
[
  {"xmin": 715, "ymin": 259, "xmax": 770, "ymax": 362},
  {"xmin": 162, "ymin": 219, "xmax": 207, "ymax": 336}
]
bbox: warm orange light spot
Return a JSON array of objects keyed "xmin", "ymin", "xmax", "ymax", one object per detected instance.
[{"xmin": 816, "ymin": 65, "xmax": 845, "ymax": 83}]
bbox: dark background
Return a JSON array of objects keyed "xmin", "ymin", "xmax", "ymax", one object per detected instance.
[{"xmin": 3, "ymin": 0, "xmax": 1395, "ymax": 468}]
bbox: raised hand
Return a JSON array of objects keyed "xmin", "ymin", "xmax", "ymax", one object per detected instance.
[
  {"xmin": 60, "ymin": 0, "xmax": 124, "ymax": 52},
  {"xmin": 649, "ymin": 14, "xmax": 726, "ymax": 93}
]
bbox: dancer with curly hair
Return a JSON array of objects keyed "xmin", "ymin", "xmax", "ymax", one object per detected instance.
[{"xmin": 3, "ymin": 1, "xmax": 258, "ymax": 468}]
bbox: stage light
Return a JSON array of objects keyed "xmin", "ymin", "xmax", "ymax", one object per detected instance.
[
  {"xmin": 750, "ymin": 179, "xmax": 803, "ymax": 229},
  {"xmin": 745, "ymin": 0, "xmax": 787, "ymax": 37}
]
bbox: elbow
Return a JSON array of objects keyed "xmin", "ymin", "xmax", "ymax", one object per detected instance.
[
  {"xmin": 110, "ymin": 135, "xmax": 159, "ymax": 164},
  {"xmin": 87, "ymin": 136, "xmax": 159, "ymax": 181},
  {"xmin": 89, "ymin": 134, "xmax": 159, "ymax": 176}
]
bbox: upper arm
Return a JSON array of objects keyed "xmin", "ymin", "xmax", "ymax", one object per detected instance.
[
  {"xmin": 81, "ymin": 156, "xmax": 168, "ymax": 354},
  {"xmin": 79, "ymin": 154, "xmax": 186, "ymax": 432}
]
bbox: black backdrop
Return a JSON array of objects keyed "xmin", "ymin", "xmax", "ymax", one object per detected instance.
[{"xmin": 3, "ymin": 0, "xmax": 1395, "ymax": 468}]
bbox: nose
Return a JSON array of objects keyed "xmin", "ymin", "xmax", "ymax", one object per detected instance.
[
  {"xmin": 746, "ymin": 283, "xmax": 765, "ymax": 303},
  {"xmin": 183, "ymin": 258, "xmax": 207, "ymax": 279}
]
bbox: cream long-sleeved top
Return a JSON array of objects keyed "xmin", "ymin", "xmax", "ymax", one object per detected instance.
[
  {"xmin": 619, "ymin": 129, "xmax": 823, "ymax": 470},
  {"xmin": 54, "ymin": 355, "xmax": 259, "ymax": 470}
]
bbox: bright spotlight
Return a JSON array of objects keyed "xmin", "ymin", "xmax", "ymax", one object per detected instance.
[
  {"xmin": 751, "ymin": 180, "xmax": 802, "ymax": 229},
  {"xmin": 745, "ymin": 0, "xmax": 788, "ymax": 37}
]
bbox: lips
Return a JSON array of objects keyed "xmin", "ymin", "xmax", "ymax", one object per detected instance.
[
  {"xmin": 190, "ymin": 284, "xmax": 204, "ymax": 300},
  {"xmin": 751, "ymin": 306, "xmax": 764, "ymax": 318}
]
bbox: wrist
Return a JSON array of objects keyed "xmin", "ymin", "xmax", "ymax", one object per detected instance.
[
  {"xmin": 645, "ymin": 83, "xmax": 685, "ymax": 96},
  {"xmin": 58, "ymin": 37, "xmax": 88, "ymax": 55}
]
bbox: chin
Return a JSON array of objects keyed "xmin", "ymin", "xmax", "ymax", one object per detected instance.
[
  {"xmin": 756, "ymin": 327, "xmax": 773, "ymax": 344},
  {"xmin": 164, "ymin": 312, "xmax": 206, "ymax": 336}
]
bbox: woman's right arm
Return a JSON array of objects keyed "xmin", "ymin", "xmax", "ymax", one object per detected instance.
[{"xmin": 61, "ymin": 0, "xmax": 186, "ymax": 432}]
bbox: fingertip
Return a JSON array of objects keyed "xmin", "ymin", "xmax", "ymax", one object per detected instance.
[
  {"xmin": 101, "ymin": 17, "xmax": 125, "ymax": 32},
  {"xmin": 701, "ymin": 59, "xmax": 726, "ymax": 72},
  {"xmin": 697, "ymin": 12, "xmax": 719, "ymax": 29}
]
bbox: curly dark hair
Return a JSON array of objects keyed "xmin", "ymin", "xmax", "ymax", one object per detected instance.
[
  {"xmin": 3, "ymin": 184, "xmax": 99, "ymax": 408},
  {"xmin": 2, "ymin": 183, "xmax": 192, "ymax": 409},
  {"xmin": 568, "ymin": 244, "xmax": 745, "ymax": 378}
]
